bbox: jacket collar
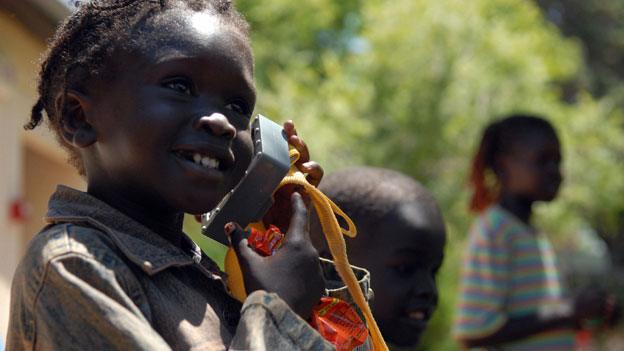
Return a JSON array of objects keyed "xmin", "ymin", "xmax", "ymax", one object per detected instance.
[{"xmin": 45, "ymin": 185, "xmax": 222, "ymax": 278}]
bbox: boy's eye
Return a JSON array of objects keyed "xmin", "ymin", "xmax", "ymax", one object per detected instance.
[
  {"xmin": 392, "ymin": 264, "xmax": 415, "ymax": 277},
  {"xmin": 162, "ymin": 78, "xmax": 194, "ymax": 96},
  {"xmin": 225, "ymin": 101, "xmax": 250, "ymax": 116}
]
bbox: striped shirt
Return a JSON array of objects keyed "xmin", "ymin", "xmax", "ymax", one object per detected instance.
[{"xmin": 453, "ymin": 206, "xmax": 575, "ymax": 350}]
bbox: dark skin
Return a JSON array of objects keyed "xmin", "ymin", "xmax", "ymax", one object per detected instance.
[
  {"xmin": 227, "ymin": 192, "xmax": 324, "ymax": 320},
  {"xmin": 57, "ymin": 8, "xmax": 323, "ymax": 319},
  {"xmin": 461, "ymin": 131, "xmax": 614, "ymax": 348},
  {"xmin": 194, "ymin": 121, "xmax": 323, "ymax": 230},
  {"xmin": 311, "ymin": 199, "xmax": 446, "ymax": 347}
]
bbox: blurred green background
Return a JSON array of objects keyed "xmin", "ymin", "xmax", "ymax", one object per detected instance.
[{"xmin": 183, "ymin": 0, "xmax": 624, "ymax": 349}]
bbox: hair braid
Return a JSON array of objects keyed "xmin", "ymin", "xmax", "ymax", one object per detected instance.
[{"xmin": 469, "ymin": 122, "xmax": 501, "ymax": 212}]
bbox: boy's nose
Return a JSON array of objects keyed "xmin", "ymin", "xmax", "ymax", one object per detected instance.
[
  {"xmin": 195, "ymin": 113, "xmax": 237, "ymax": 140},
  {"xmin": 411, "ymin": 275, "xmax": 438, "ymax": 303},
  {"xmin": 413, "ymin": 287, "xmax": 437, "ymax": 304}
]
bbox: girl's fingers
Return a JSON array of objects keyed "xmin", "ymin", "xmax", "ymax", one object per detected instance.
[
  {"xmin": 283, "ymin": 121, "xmax": 322, "ymax": 185},
  {"xmin": 285, "ymin": 192, "xmax": 309, "ymax": 243},
  {"xmin": 283, "ymin": 120, "xmax": 296, "ymax": 137},
  {"xmin": 283, "ymin": 121, "xmax": 311, "ymax": 164},
  {"xmin": 225, "ymin": 222, "xmax": 261, "ymax": 265},
  {"xmin": 301, "ymin": 161, "xmax": 323, "ymax": 186},
  {"xmin": 289, "ymin": 135, "xmax": 310, "ymax": 164}
]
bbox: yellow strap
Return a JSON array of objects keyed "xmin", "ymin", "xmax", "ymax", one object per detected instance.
[{"xmin": 278, "ymin": 148, "xmax": 388, "ymax": 351}]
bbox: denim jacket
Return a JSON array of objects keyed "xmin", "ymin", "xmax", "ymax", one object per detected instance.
[{"xmin": 6, "ymin": 186, "xmax": 333, "ymax": 351}]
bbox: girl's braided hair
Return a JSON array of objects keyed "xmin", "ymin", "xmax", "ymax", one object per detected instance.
[
  {"xmin": 25, "ymin": 0, "xmax": 249, "ymax": 175},
  {"xmin": 469, "ymin": 114, "xmax": 557, "ymax": 212}
]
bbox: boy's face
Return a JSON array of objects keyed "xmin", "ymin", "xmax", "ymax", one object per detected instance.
[
  {"xmin": 314, "ymin": 201, "xmax": 446, "ymax": 347},
  {"xmin": 500, "ymin": 133, "xmax": 562, "ymax": 202},
  {"xmin": 83, "ymin": 9, "xmax": 256, "ymax": 214},
  {"xmin": 362, "ymin": 202, "xmax": 445, "ymax": 347}
]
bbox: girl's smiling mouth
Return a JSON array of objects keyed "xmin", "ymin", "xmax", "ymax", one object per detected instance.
[
  {"xmin": 175, "ymin": 150, "xmax": 221, "ymax": 170},
  {"xmin": 171, "ymin": 142, "xmax": 236, "ymax": 178}
]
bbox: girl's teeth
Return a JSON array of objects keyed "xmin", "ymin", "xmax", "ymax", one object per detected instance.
[
  {"xmin": 189, "ymin": 152, "xmax": 219, "ymax": 169},
  {"xmin": 200, "ymin": 156, "xmax": 218, "ymax": 169}
]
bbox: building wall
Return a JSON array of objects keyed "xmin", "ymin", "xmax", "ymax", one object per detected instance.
[
  {"xmin": 0, "ymin": 8, "xmax": 84, "ymax": 341},
  {"xmin": 23, "ymin": 146, "xmax": 85, "ymax": 245}
]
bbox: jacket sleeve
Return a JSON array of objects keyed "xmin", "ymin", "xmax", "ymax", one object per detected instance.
[
  {"xmin": 7, "ymin": 252, "xmax": 171, "ymax": 351},
  {"xmin": 229, "ymin": 291, "xmax": 334, "ymax": 351}
]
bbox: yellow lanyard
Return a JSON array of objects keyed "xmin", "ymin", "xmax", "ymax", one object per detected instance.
[{"xmin": 225, "ymin": 148, "xmax": 388, "ymax": 351}]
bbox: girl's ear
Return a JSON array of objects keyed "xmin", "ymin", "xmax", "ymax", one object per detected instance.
[
  {"xmin": 494, "ymin": 154, "xmax": 511, "ymax": 183},
  {"xmin": 56, "ymin": 90, "xmax": 97, "ymax": 148}
]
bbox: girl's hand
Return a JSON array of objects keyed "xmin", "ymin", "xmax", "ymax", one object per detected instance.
[
  {"xmin": 225, "ymin": 192, "xmax": 324, "ymax": 319},
  {"xmin": 573, "ymin": 288, "xmax": 615, "ymax": 326},
  {"xmin": 261, "ymin": 120, "xmax": 324, "ymax": 232},
  {"xmin": 283, "ymin": 120, "xmax": 323, "ymax": 186},
  {"xmin": 604, "ymin": 295, "xmax": 622, "ymax": 328}
]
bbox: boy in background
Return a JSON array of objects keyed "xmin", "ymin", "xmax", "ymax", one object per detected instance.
[{"xmin": 310, "ymin": 167, "xmax": 446, "ymax": 349}]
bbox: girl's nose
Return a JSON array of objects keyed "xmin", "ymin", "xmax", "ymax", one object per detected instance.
[{"xmin": 196, "ymin": 113, "xmax": 237, "ymax": 140}]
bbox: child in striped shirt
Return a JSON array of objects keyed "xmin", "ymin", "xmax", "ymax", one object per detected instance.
[{"xmin": 454, "ymin": 114, "xmax": 613, "ymax": 350}]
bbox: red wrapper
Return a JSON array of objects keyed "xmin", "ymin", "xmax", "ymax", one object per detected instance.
[
  {"xmin": 247, "ymin": 225, "xmax": 285, "ymax": 256},
  {"xmin": 309, "ymin": 297, "xmax": 369, "ymax": 351}
]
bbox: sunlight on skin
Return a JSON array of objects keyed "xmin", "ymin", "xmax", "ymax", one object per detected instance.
[{"xmin": 190, "ymin": 12, "xmax": 220, "ymax": 37}]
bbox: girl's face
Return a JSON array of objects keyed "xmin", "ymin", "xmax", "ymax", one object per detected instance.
[
  {"xmin": 84, "ymin": 9, "xmax": 255, "ymax": 214},
  {"xmin": 499, "ymin": 132, "xmax": 562, "ymax": 202}
]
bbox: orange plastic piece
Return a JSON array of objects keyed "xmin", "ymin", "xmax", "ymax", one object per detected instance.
[
  {"xmin": 310, "ymin": 297, "xmax": 369, "ymax": 351},
  {"xmin": 247, "ymin": 225, "xmax": 285, "ymax": 256}
]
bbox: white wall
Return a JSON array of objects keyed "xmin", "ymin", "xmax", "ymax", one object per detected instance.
[
  {"xmin": 0, "ymin": 53, "xmax": 25, "ymax": 346},
  {"xmin": 0, "ymin": 10, "xmax": 82, "ymax": 342}
]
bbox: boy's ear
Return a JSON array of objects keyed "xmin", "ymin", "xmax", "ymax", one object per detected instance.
[{"xmin": 56, "ymin": 90, "xmax": 97, "ymax": 148}]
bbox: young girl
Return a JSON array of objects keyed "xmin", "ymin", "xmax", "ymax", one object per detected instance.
[
  {"xmin": 7, "ymin": 1, "xmax": 332, "ymax": 350},
  {"xmin": 453, "ymin": 115, "xmax": 610, "ymax": 350}
]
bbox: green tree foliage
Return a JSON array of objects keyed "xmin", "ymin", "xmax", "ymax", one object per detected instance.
[
  {"xmin": 537, "ymin": 0, "xmax": 624, "ymax": 97},
  {"xmin": 185, "ymin": 0, "xmax": 624, "ymax": 349},
  {"xmin": 534, "ymin": 0, "xmax": 624, "ymax": 264}
]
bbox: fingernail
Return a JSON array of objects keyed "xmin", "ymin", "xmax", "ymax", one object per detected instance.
[{"xmin": 224, "ymin": 223, "xmax": 234, "ymax": 235}]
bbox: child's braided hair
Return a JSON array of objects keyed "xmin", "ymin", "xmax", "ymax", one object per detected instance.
[
  {"xmin": 469, "ymin": 114, "xmax": 557, "ymax": 212},
  {"xmin": 25, "ymin": 0, "xmax": 249, "ymax": 175}
]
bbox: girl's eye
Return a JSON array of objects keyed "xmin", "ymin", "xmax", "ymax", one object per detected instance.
[
  {"xmin": 162, "ymin": 78, "xmax": 194, "ymax": 96},
  {"xmin": 225, "ymin": 101, "xmax": 250, "ymax": 116}
]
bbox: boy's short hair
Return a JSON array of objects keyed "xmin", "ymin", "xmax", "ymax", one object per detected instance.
[
  {"xmin": 319, "ymin": 166, "xmax": 439, "ymax": 231},
  {"xmin": 25, "ymin": 0, "xmax": 249, "ymax": 175}
]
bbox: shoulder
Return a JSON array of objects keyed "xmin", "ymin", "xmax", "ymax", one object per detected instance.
[
  {"xmin": 8, "ymin": 223, "xmax": 159, "ymax": 350},
  {"xmin": 12, "ymin": 222, "xmax": 135, "ymax": 307},
  {"xmin": 469, "ymin": 206, "xmax": 522, "ymax": 246}
]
